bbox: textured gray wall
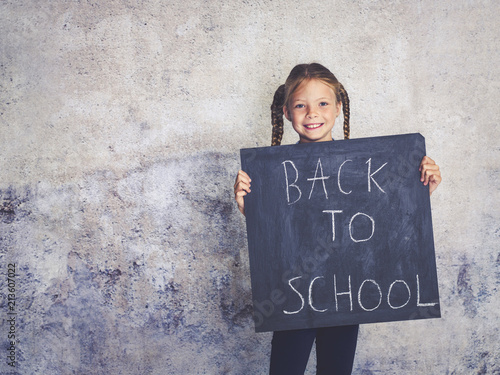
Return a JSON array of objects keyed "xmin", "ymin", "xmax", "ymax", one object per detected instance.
[{"xmin": 1, "ymin": 1, "xmax": 498, "ymax": 374}]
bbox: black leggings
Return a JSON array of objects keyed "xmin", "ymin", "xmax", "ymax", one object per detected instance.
[{"xmin": 269, "ymin": 325, "xmax": 359, "ymax": 375}]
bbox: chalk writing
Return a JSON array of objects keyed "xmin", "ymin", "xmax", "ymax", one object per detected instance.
[
  {"xmin": 366, "ymin": 158, "xmax": 388, "ymax": 193},
  {"xmin": 307, "ymin": 158, "xmax": 330, "ymax": 200},
  {"xmin": 323, "ymin": 210, "xmax": 375, "ymax": 243},
  {"xmin": 282, "ymin": 160, "xmax": 302, "ymax": 205},
  {"xmin": 283, "ymin": 274, "xmax": 435, "ymax": 314},
  {"xmin": 338, "ymin": 159, "xmax": 353, "ymax": 195},
  {"xmin": 283, "ymin": 276, "xmax": 304, "ymax": 315},
  {"xmin": 349, "ymin": 212, "xmax": 375, "ymax": 243},
  {"xmin": 282, "ymin": 157, "xmax": 388, "ymax": 205}
]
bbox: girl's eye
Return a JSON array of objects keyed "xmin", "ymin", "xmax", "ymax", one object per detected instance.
[
  {"xmin": 295, "ymin": 104, "xmax": 305, "ymax": 109},
  {"xmin": 319, "ymin": 102, "xmax": 329, "ymax": 107}
]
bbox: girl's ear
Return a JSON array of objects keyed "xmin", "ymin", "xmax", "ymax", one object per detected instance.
[
  {"xmin": 336, "ymin": 101, "xmax": 342, "ymax": 117},
  {"xmin": 283, "ymin": 106, "xmax": 292, "ymax": 121}
]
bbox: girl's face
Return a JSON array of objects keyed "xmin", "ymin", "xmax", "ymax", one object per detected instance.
[{"xmin": 284, "ymin": 79, "xmax": 341, "ymax": 144}]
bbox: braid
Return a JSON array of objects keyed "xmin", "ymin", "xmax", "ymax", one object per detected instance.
[
  {"xmin": 271, "ymin": 84, "xmax": 285, "ymax": 146},
  {"xmin": 339, "ymin": 83, "xmax": 350, "ymax": 139}
]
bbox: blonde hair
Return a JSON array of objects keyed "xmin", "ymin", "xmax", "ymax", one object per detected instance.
[{"xmin": 271, "ymin": 63, "xmax": 350, "ymax": 146}]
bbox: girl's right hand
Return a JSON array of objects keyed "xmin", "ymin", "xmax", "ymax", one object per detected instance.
[{"xmin": 234, "ymin": 170, "xmax": 251, "ymax": 216}]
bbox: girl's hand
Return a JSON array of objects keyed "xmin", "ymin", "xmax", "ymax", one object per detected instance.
[
  {"xmin": 419, "ymin": 156, "xmax": 442, "ymax": 196},
  {"xmin": 234, "ymin": 170, "xmax": 251, "ymax": 216}
]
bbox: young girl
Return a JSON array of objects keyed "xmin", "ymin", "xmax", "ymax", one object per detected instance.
[{"xmin": 234, "ymin": 63, "xmax": 441, "ymax": 375}]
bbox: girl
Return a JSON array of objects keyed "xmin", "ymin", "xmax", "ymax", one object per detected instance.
[{"xmin": 234, "ymin": 63, "xmax": 441, "ymax": 375}]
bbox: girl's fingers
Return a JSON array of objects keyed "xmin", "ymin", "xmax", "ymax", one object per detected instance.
[
  {"xmin": 234, "ymin": 170, "xmax": 251, "ymax": 185},
  {"xmin": 234, "ymin": 170, "xmax": 251, "ymax": 193},
  {"xmin": 234, "ymin": 181, "xmax": 251, "ymax": 195},
  {"xmin": 428, "ymin": 172, "xmax": 442, "ymax": 195},
  {"xmin": 419, "ymin": 155, "xmax": 434, "ymax": 168},
  {"xmin": 235, "ymin": 189, "xmax": 249, "ymax": 198},
  {"xmin": 423, "ymin": 169, "xmax": 441, "ymax": 186},
  {"xmin": 419, "ymin": 156, "xmax": 441, "ymax": 195},
  {"xmin": 420, "ymin": 156, "xmax": 435, "ymax": 181},
  {"xmin": 421, "ymin": 165, "xmax": 440, "ymax": 185},
  {"xmin": 234, "ymin": 170, "xmax": 251, "ymax": 216}
]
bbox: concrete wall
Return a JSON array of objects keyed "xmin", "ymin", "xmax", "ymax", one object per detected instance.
[{"xmin": 1, "ymin": 1, "xmax": 498, "ymax": 374}]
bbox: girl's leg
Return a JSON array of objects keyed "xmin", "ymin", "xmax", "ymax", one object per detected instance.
[
  {"xmin": 269, "ymin": 328, "xmax": 316, "ymax": 375},
  {"xmin": 315, "ymin": 325, "xmax": 359, "ymax": 375}
]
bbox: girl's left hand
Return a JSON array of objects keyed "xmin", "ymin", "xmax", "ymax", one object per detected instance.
[{"xmin": 419, "ymin": 156, "xmax": 442, "ymax": 195}]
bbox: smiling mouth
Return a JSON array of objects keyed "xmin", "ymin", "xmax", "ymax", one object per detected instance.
[{"xmin": 304, "ymin": 123, "xmax": 323, "ymax": 129}]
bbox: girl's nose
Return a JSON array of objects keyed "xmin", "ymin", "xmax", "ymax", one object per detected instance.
[{"xmin": 307, "ymin": 109, "xmax": 318, "ymax": 118}]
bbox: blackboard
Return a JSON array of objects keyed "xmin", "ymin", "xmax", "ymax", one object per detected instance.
[{"xmin": 240, "ymin": 133, "xmax": 440, "ymax": 333}]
